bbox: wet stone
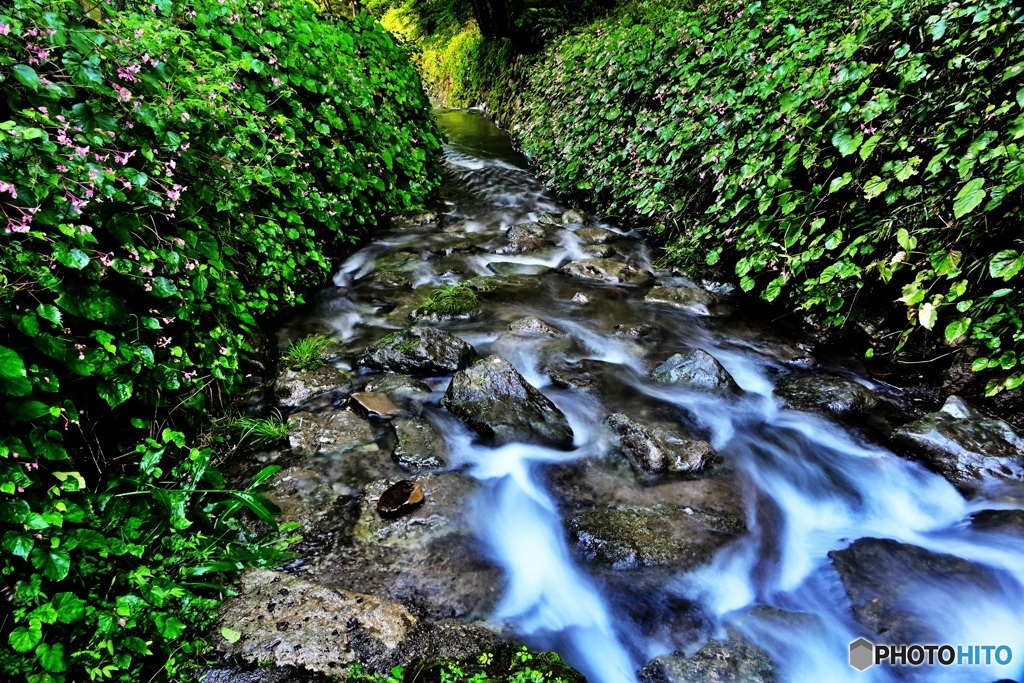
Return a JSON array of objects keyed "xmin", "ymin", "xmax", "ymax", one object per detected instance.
[
  {"xmin": 891, "ymin": 395, "xmax": 1024, "ymax": 493},
  {"xmin": 562, "ymin": 209, "xmax": 587, "ymax": 225},
  {"xmin": 442, "ymin": 355, "xmax": 574, "ymax": 449},
  {"xmin": 507, "ymin": 316, "xmax": 567, "ymax": 338},
  {"xmin": 969, "ymin": 509, "xmax": 1024, "ymax": 535},
  {"xmin": 505, "ymin": 222, "xmax": 550, "ymax": 241},
  {"xmin": 651, "ymin": 349, "xmax": 741, "ymax": 394},
  {"xmin": 377, "ymin": 480, "xmax": 426, "ymax": 519},
  {"xmin": 566, "ymin": 503, "xmax": 744, "ymax": 570},
  {"xmin": 393, "ymin": 417, "xmax": 449, "ymax": 470},
  {"xmin": 362, "ymin": 269, "xmax": 413, "ymax": 289},
  {"xmin": 560, "ymin": 258, "xmax": 656, "ymax": 286},
  {"xmin": 358, "ymin": 327, "xmax": 477, "ymax": 377},
  {"xmin": 644, "ymin": 285, "xmax": 722, "ymax": 317},
  {"xmin": 287, "ymin": 409, "xmax": 377, "ymax": 458},
  {"xmin": 275, "ymin": 364, "xmax": 351, "ymax": 409},
  {"xmin": 536, "ymin": 212, "xmax": 563, "ymax": 225},
  {"xmin": 829, "ymin": 537, "xmax": 1004, "ymax": 644},
  {"xmin": 581, "ymin": 243, "xmax": 617, "ymax": 259},
  {"xmin": 217, "ymin": 570, "xmax": 417, "ymax": 675},
  {"xmin": 605, "ymin": 413, "xmax": 715, "ymax": 475},
  {"xmin": 638, "ymin": 635, "xmax": 776, "ymax": 683},
  {"xmin": 774, "ymin": 373, "xmax": 879, "ymax": 417},
  {"xmin": 354, "ymin": 473, "xmax": 477, "ymax": 547},
  {"xmin": 494, "ymin": 237, "xmax": 554, "ymax": 255},
  {"xmin": 357, "ymin": 374, "xmax": 433, "ymax": 410},
  {"xmin": 350, "ymin": 391, "xmax": 402, "ymax": 419},
  {"xmin": 572, "ymin": 292, "xmax": 590, "ymax": 303},
  {"xmin": 574, "ymin": 227, "xmax": 618, "ymax": 244}
]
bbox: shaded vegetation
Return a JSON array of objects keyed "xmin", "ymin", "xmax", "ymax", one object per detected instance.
[
  {"xmin": 421, "ymin": 283, "xmax": 480, "ymax": 316},
  {"xmin": 0, "ymin": 0, "xmax": 441, "ymax": 680},
  {"xmin": 392, "ymin": 0, "xmax": 1024, "ymax": 395},
  {"xmin": 282, "ymin": 334, "xmax": 334, "ymax": 371}
]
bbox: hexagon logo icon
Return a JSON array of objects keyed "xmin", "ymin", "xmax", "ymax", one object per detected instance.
[{"xmin": 849, "ymin": 638, "xmax": 875, "ymax": 671}]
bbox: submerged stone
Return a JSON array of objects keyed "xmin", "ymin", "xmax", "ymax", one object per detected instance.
[{"xmin": 644, "ymin": 285, "xmax": 722, "ymax": 316}]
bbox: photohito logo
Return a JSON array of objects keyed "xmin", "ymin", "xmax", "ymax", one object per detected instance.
[{"xmin": 849, "ymin": 638, "xmax": 1014, "ymax": 670}]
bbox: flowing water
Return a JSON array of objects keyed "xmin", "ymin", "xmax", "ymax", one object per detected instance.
[{"xmin": 289, "ymin": 110, "xmax": 1024, "ymax": 683}]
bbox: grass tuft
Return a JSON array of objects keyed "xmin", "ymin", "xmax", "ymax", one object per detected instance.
[{"xmin": 282, "ymin": 334, "xmax": 333, "ymax": 370}]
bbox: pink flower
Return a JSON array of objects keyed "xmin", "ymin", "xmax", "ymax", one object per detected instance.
[{"xmin": 0, "ymin": 23, "xmax": 9, "ymax": 36}]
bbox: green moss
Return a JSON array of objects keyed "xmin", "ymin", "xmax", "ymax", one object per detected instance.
[{"xmin": 420, "ymin": 283, "xmax": 479, "ymax": 316}]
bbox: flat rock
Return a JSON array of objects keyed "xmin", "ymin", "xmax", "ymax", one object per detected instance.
[
  {"xmin": 359, "ymin": 327, "xmax": 477, "ymax": 377},
  {"xmin": 559, "ymin": 258, "xmax": 655, "ymax": 286},
  {"xmin": 892, "ymin": 395, "xmax": 1024, "ymax": 493},
  {"xmin": 566, "ymin": 503, "xmax": 744, "ymax": 570},
  {"xmin": 638, "ymin": 635, "xmax": 776, "ymax": 683},
  {"xmin": 644, "ymin": 286, "xmax": 722, "ymax": 316},
  {"xmin": 651, "ymin": 350, "xmax": 741, "ymax": 394},
  {"xmin": 358, "ymin": 374, "xmax": 433, "ymax": 410},
  {"xmin": 362, "ymin": 268, "xmax": 413, "ymax": 289},
  {"xmin": 829, "ymin": 537, "xmax": 1002, "ymax": 644},
  {"xmin": 287, "ymin": 409, "xmax": 377, "ymax": 458},
  {"xmin": 605, "ymin": 413, "xmax": 715, "ymax": 475},
  {"xmin": 574, "ymin": 227, "xmax": 618, "ymax": 244},
  {"xmin": 350, "ymin": 391, "xmax": 402, "ymax": 419},
  {"xmin": 581, "ymin": 243, "xmax": 617, "ymax": 258},
  {"xmin": 536, "ymin": 212, "xmax": 563, "ymax": 225},
  {"xmin": 393, "ymin": 417, "xmax": 449, "ymax": 470},
  {"xmin": 508, "ymin": 316, "xmax": 567, "ymax": 338},
  {"xmin": 264, "ymin": 465, "xmax": 340, "ymax": 531},
  {"xmin": 775, "ymin": 374, "xmax": 879, "ymax": 417},
  {"xmin": 354, "ymin": 473, "xmax": 477, "ymax": 547},
  {"xmin": 505, "ymin": 222, "xmax": 550, "ymax": 241},
  {"xmin": 218, "ymin": 570, "xmax": 417, "ymax": 675},
  {"xmin": 442, "ymin": 355, "xmax": 574, "ymax": 449},
  {"xmin": 275, "ymin": 364, "xmax": 350, "ymax": 409}
]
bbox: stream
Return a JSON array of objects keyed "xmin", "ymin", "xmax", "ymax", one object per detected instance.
[{"xmin": 279, "ymin": 109, "xmax": 1024, "ymax": 683}]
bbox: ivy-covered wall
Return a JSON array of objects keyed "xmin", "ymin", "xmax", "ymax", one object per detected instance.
[{"xmin": 0, "ymin": 0, "xmax": 442, "ymax": 680}]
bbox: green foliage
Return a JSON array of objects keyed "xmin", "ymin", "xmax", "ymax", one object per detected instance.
[
  {"xmin": 234, "ymin": 412, "xmax": 289, "ymax": 451},
  {"xmin": 347, "ymin": 646, "xmax": 583, "ymax": 683},
  {"xmin": 421, "ymin": 283, "xmax": 479, "ymax": 315},
  {"xmin": 503, "ymin": 0, "xmax": 1023, "ymax": 392},
  {"xmin": 282, "ymin": 334, "xmax": 333, "ymax": 371},
  {"xmin": 0, "ymin": 0, "xmax": 441, "ymax": 680}
]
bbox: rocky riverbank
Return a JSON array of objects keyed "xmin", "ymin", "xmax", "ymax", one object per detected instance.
[{"xmin": 206, "ymin": 110, "xmax": 1024, "ymax": 683}]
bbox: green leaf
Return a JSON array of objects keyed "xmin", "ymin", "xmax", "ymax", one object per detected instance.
[
  {"xmin": 989, "ymin": 250, "xmax": 1022, "ymax": 280},
  {"xmin": 831, "ymin": 130, "xmax": 863, "ymax": 156},
  {"xmin": 9, "ymin": 626, "xmax": 42, "ymax": 653},
  {"xmin": 896, "ymin": 228, "xmax": 916, "ymax": 251},
  {"xmin": 54, "ymin": 245, "xmax": 90, "ymax": 270},
  {"xmin": 863, "ymin": 176, "xmax": 889, "ymax": 199},
  {"xmin": 944, "ymin": 318, "xmax": 970, "ymax": 343},
  {"xmin": 151, "ymin": 277, "xmax": 179, "ymax": 298},
  {"xmin": 3, "ymin": 531, "xmax": 34, "ymax": 559},
  {"xmin": 35, "ymin": 642, "xmax": 67, "ymax": 673},
  {"xmin": 0, "ymin": 346, "xmax": 27, "ymax": 379},
  {"xmin": 37, "ymin": 304, "xmax": 62, "ymax": 326},
  {"xmin": 53, "ymin": 592, "xmax": 87, "ymax": 624},
  {"xmin": 13, "ymin": 64, "xmax": 41, "ymax": 91},
  {"xmin": 30, "ymin": 546, "xmax": 71, "ymax": 581},
  {"xmin": 154, "ymin": 613, "xmax": 186, "ymax": 640},
  {"xmin": 953, "ymin": 178, "xmax": 986, "ymax": 219},
  {"xmin": 828, "ymin": 173, "xmax": 852, "ymax": 194},
  {"xmin": 97, "ymin": 378, "xmax": 133, "ymax": 408}
]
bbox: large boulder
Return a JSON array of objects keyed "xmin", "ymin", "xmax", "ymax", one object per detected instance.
[
  {"xmin": 359, "ymin": 327, "xmax": 477, "ymax": 377},
  {"xmin": 505, "ymin": 221, "xmax": 550, "ymax": 241},
  {"xmin": 829, "ymin": 537, "xmax": 1002, "ymax": 644},
  {"xmin": 218, "ymin": 570, "xmax": 417, "ymax": 677},
  {"xmin": 275, "ymin": 364, "xmax": 350, "ymax": 409},
  {"xmin": 969, "ymin": 509, "xmax": 1024, "ymax": 535},
  {"xmin": 891, "ymin": 395, "xmax": 1024, "ymax": 493},
  {"xmin": 287, "ymin": 409, "xmax": 377, "ymax": 458},
  {"xmin": 644, "ymin": 285, "xmax": 722, "ymax": 317},
  {"xmin": 494, "ymin": 238, "xmax": 555, "ymax": 255},
  {"xmin": 651, "ymin": 350, "xmax": 741, "ymax": 394},
  {"xmin": 774, "ymin": 374, "xmax": 879, "ymax": 417},
  {"xmin": 442, "ymin": 355, "xmax": 574, "ymax": 449},
  {"xmin": 638, "ymin": 635, "xmax": 776, "ymax": 683},
  {"xmin": 559, "ymin": 258, "xmax": 655, "ymax": 286},
  {"xmin": 604, "ymin": 413, "xmax": 715, "ymax": 475},
  {"xmin": 566, "ymin": 503, "xmax": 744, "ymax": 570}
]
